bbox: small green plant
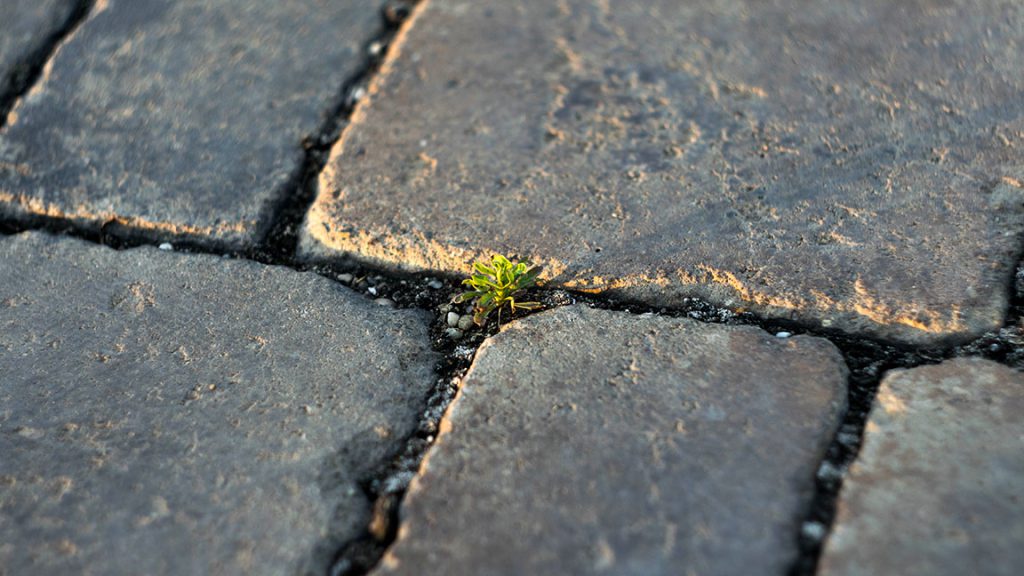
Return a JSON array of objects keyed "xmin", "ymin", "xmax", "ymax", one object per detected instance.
[{"xmin": 457, "ymin": 254, "xmax": 541, "ymax": 326}]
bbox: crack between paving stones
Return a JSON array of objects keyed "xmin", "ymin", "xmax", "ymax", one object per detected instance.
[
  {"xmin": 255, "ymin": 0, "xmax": 426, "ymax": 265},
  {"xmin": 0, "ymin": 0, "xmax": 96, "ymax": 129}
]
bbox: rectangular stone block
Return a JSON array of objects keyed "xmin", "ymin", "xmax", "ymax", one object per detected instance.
[
  {"xmin": 373, "ymin": 306, "xmax": 848, "ymax": 575},
  {"xmin": 301, "ymin": 0, "xmax": 1024, "ymax": 345},
  {"xmin": 820, "ymin": 358, "xmax": 1024, "ymax": 576},
  {"xmin": 0, "ymin": 232, "xmax": 438, "ymax": 575},
  {"xmin": 1, "ymin": 0, "xmax": 385, "ymax": 250}
]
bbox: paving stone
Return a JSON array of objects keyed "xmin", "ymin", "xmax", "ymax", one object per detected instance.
[
  {"xmin": 819, "ymin": 358, "xmax": 1024, "ymax": 576},
  {"xmin": 372, "ymin": 306, "xmax": 847, "ymax": 576},
  {"xmin": 0, "ymin": 1, "xmax": 78, "ymax": 100},
  {"xmin": 301, "ymin": 0, "xmax": 1024, "ymax": 345},
  {"xmin": 0, "ymin": 232, "xmax": 438, "ymax": 575},
  {"xmin": 0, "ymin": 0, "xmax": 385, "ymax": 251}
]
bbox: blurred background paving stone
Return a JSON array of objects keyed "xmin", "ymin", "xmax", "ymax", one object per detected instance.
[
  {"xmin": 0, "ymin": 232, "xmax": 438, "ymax": 576},
  {"xmin": 0, "ymin": 0, "xmax": 386, "ymax": 251},
  {"xmin": 819, "ymin": 358, "xmax": 1024, "ymax": 576},
  {"xmin": 372, "ymin": 306, "xmax": 848, "ymax": 576},
  {"xmin": 301, "ymin": 0, "xmax": 1024, "ymax": 346},
  {"xmin": 0, "ymin": 0, "xmax": 79, "ymax": 100}
]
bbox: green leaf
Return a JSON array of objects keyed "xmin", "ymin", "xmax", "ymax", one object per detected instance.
[
  {"xmin": 456, "ymin": 291, "xmax": 483, "ymax": 303},
  {"xmin": 460, "ymin": 255, "xmax": 545, "ymax": 327}
]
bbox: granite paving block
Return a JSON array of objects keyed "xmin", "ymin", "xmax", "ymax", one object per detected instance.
[
  {"xmin": 301, "ymin": 0, "xmax": 1024, "ymax": 345},
  {"xmin": 0, "ymin": 0, "xmax": 78, "ymax": 105},
  {"xmin": 819, "ymin": 358, "xmax": 1024, "ymax": 576},
  {"xmin": 0, "ymin": 0, "xmax": 385, "ymax": 250},
  {"xmin": 371, "ymin": 306, "xmax": 848, "ymax": 576},
  {"xmin": 0, "ymin": 232, "xmax": 438, "ymax": 575}
]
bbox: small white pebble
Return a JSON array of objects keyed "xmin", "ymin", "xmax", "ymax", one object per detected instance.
[
  {"xmin": 419, "ymin": 139, "xmax": 428, "ymax": 147},
  {"xmin": 775, "ymin": 331, "xmax": 792, "ymax": 338},
  {"xmin": 374, "ymin": 298, "xmax": 396, "ymax": 308},
  {"xmin": 445, "ymin": 327, "xmax": 463, "ymax": 341},
  {"xmin": 158, "ymin": 242, "xmax": 173, "ymax": 251},
  {"xmin": 427, "ymin": 279, "xmax": 444, "ymax": 290},
  {"xmin": 367, "ymin": 286, "xmax": 378, "ymax": 296},
  {"xmin": 367, "ymin": 41, "xmax": 383, "ymax": 56},
  {"xmin": 802, "ymin": 521, "xmax": 826, "ymax": 541},
  {"xmin": 817, "ymin": 462, "xmax": 843, "ymax": 482},
  {"xmin": 337, "ymin": 273, "xmax": 353, "ymax": 284},
  {"xmin": 837, "ymin": 432, "xmax": 859, "ymax": 447},
  {"xmin": 446, "ymin": 312, "xmax": 460, "ymax": 327}
]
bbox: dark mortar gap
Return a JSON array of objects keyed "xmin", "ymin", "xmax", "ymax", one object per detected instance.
[
  {"xmin": 787, "ymin": 340, "xmax": 942, "ymax": 576},
  {"xmin": 328, "ymin": 302, "xmax": 478, "ymax": 576},
  {"xmin": 951, "ymin": 261, "xmax": 1024, "ymax": 369},
  {"xmin": 256, "ymin": 0, "xmax": 416, "ymax": 264},
  {"xmin": 0, "ymin": 213, "xmax": 103, "ymax": 244},
  {"xmin": 0, "ymin": 0, "xmax": 95, "ymax": 128}
]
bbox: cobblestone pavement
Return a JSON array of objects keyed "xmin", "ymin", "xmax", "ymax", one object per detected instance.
[{"xmin": 1, "ymin": 1, "xmax": 1022, "ymax": 575}]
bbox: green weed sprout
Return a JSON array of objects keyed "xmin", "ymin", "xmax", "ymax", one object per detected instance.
[{"xmin": 457, "ymin": 254, "xmax": 541, "ymax": 326}]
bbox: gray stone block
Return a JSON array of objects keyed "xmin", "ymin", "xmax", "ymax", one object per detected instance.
[
  {"xmin": 820, "ymin": 358, "xmax": 1024, "ymax": 576},
  {"xmin": 372, "ymin": 306, "xmax": 847, "ymax": 576},
  {"xmin": 301, "ymin": 0, "xmax": 1024, "ymax": 345},
  {"xmin": 1, "ymin": 0, "xmax": 384, "ymax": 250},
  {"xmin": 0, "ymin": 232, "xmax": 438, "ymax": 575}
]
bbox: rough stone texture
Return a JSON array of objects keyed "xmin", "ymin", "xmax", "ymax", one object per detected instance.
[
  {"xmin": 0, "ymin": 1, "xmax": 78, "ymax": 100},
  {"xmin": 0, "ymin": 0, "xmax": 385, "ymax": 250},
  {"xmin": 301, "ymin": 0, "xmax": 1024, "ymax": 345},
  {"xmin": 820, "ymin": 358, "xmax": 1024, "ymax": 576},
  {"xmin": 372, "ymin": 306, "xmax": 847, "ymax": 576},
  {"xmin": 0, "ymin": 232, "xmax": 438, "ymax": 575}
]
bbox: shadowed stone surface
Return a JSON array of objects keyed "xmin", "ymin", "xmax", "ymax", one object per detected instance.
[
  {"xmin": 0, "ymin": 233, "xmax": 438, "ymax": 575},
  {"xmin": 0, "ymin": 0, "xmax": 385, "ymax": 250},
  {"xmin": 820, "ymin": 358, "xmax": 1024, "ymax": 576},
  {"xmin": 372, "ymin": 306, "xmax": 847, "ymax": 576},
  {"xmin": 0, "ymin": 1, "xmax": 78, "ymax": 103},
  {"xmin": 301, "ymin": 0, "xmax": 1024, "ymax": 345}
]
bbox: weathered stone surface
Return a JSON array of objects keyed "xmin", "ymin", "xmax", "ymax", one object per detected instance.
[
  {"xmin": 0, "ymin": 1, "xmax": 78, "ymax": 100},
  {"xmin": 0, "ymin": 0, "xmax": 385, "ymax": 250},
  {"xmin": 372, "ymin": 306, "xmax": 847, "ymax": 575},
  {"xmin": 820, "ymin": 358, "xmax": 1024, "ymax": 576},
  {"xmin": 301, "ymin": 0, "xmax": 1024, "ymax": 345},
  {"xmin": 0, "ymin": 232, "xmax": 438, "ymax": 575}
]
